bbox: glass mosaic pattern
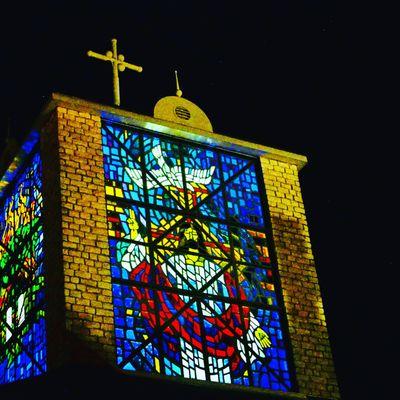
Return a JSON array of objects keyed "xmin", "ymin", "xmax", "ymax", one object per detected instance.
[
  {"xmin": 102, "ymin": 123, "xmax": 294, "ymax": 391},
  {"xmin": 0, "ymin": 151, "xmax": 46, "ymax": 384}
]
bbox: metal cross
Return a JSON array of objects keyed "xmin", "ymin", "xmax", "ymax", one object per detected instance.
[{"xmin": 87, "ymin": 38, "xmax": 143, "ymax": 106}]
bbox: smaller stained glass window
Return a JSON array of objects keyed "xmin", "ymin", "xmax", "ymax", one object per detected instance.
[{"xmin": 0, "ymin": 149, "xmax": 46, "ymax": 384}]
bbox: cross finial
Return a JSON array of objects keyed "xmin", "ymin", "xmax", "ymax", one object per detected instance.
[
  {"xmin": 175, "ymin": 70, "xmax": 183, "ymax": 97},
  {"xmin": 87, "ymin": 38, "xmax": 143, "ymax": 106}
]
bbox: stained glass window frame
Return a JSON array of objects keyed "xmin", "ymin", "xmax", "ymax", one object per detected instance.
[
  {"xmin": 0, "ymin": 141, "xmax": 47, "ymax": 384},
  {"xmin": 102, "ymin": 121, "xmax": 298, "ymax": 392}
]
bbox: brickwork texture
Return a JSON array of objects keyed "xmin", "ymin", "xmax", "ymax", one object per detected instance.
[
  {"xmin": 261, "ymin": 157, "xmax": 340, "ymax": 399},
  {"xmin": 37, "ymin": 98, "xmax": 339, "ymax": 398},
  {"xmin": 51, "ymin": 105, "xmax": 114, "ymax": 364}
]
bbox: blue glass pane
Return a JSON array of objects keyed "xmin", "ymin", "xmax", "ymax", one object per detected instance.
[
  {"xmin": 250, "ymin": 308, "xmax": 292, "ymax": 391},
  {"xmin": 238, "ymin": 265, "xmax": 278, "ymax": 306},
  {"xmin": 198, "ymin": 190, "xmax": 226, "ymax": 219},
  {"xmin": 220, "ymin": 153, "xmax": 250, "ymax": 182},
  {"xmin": 225, "ymin": 164, "xmax": 264, "ymax": 228}
]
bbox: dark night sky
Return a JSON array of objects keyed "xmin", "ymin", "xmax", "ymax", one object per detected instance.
[{"xmin": 0, "ymin": 1, "xmax": 395, "ymax": 399}]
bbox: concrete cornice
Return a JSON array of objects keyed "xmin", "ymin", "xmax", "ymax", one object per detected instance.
[{"xmin": 36, "ymin": 92, "xmax": 308, "ymax": 169}]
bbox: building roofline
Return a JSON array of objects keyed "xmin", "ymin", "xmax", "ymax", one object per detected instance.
[{"xmin": 39, "ymin": 93, "xmax": 308, "ymax": 169}]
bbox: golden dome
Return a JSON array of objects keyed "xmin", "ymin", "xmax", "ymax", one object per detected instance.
[
  {"xmin": 153, "ymin": 71, "xmax": 213, "ymax": 132},
  {"xmin": 154, "ymin": 96, "xmax": 213, "ymax": 132}
]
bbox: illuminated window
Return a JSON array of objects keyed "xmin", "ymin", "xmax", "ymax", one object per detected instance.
[
  {"xmin": 0, "ymin": 150, "xmax": 46, "ymax": 384},
  {"xmin": 102, "ymin": 123, "xmax": 294, "ymax": 391}
]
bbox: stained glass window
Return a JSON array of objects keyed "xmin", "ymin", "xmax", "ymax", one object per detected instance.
[
  {"xmin": 0, "ymin": 148, "xmax": 46, "ymax": 384},
  {"xmin": 102, "ymin": 123, "xmax": 294, "ymax": 391}
]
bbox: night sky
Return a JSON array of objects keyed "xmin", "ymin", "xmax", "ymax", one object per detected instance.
[{"xmin": 0, "ymin": 1, "xmax": 394, "ymax": 399}]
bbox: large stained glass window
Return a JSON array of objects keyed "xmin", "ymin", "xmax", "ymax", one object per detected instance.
[
  {"xmin": 102, "ymin": 123, "xmax": 294, "ymax": 391},
  {"xmin": 0, "ymin": 149, "xmax": 46, "ymax": 384}
]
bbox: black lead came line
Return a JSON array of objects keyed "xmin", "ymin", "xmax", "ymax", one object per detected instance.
[
  {"xmin": 118, "ymin": 255, "xmax": 238, "ymax": 369},
  {"xmin": 112, "ymin": 276, "xmax": 281, "ymax": 312},
  {"xmin": 104, "ymin": 125, "xmax": 184, "ymax": 211},
  {"xmin": 148, "ymin": 160, "xmax": 255, "ymax": 249}
]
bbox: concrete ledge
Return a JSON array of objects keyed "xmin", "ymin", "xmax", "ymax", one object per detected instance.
[{"xmin": 35, "ymin": 93, "xmax": 308, "ymax": 170}]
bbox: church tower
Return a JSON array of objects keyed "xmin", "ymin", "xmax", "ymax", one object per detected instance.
[{"xmin": 0, "ymin": 47, "xmax": 340, "ymax": 399}]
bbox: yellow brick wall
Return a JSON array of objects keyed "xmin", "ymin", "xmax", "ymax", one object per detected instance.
[
  {"xmin": 56, "ymin": 106, "xmax": 114, "ymax": 363},
  {"xmin": 39, "ymin": 99, "xmax": 339, "ymax": 397},
  {"xmin": 260, "ymin": 157, "xmax": 340, "ymax": 399}
]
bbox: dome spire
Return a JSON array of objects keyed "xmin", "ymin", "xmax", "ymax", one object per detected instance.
[
  {"xmin": 175, "ymin": 70, "xmax": 183, "ymax": 97},
  {"xmin": 153, "ymin": 70, "xmax": 213, "ymax": 132}
]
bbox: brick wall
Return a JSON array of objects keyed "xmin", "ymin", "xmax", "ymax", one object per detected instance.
[
  {"xmin": 37, "ymin": 96, "xmax": 339, "ymax": 398},
  {"xmin": 261, "ymin": 157, "xmax": 340, "ymax": 399},
  {"xmin": 54, "ymin": 105, "xmax": 115, "ymax": 364}
]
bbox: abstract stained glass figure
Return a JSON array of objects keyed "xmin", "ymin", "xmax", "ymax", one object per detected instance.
[
  {"xmin": 118, "ymin": 214, "xmax": 271, "ymax": 382},
  {"xmin": 0, "ymin": 151, "xmax": 46, "ymax": 384},
  {"xmin": 125, "ymin": 144, "xmax": 216, "ymax": 190},
  {"xmin": 102, "ymin": 123, "xmax": 293, "ymax": 390}
]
